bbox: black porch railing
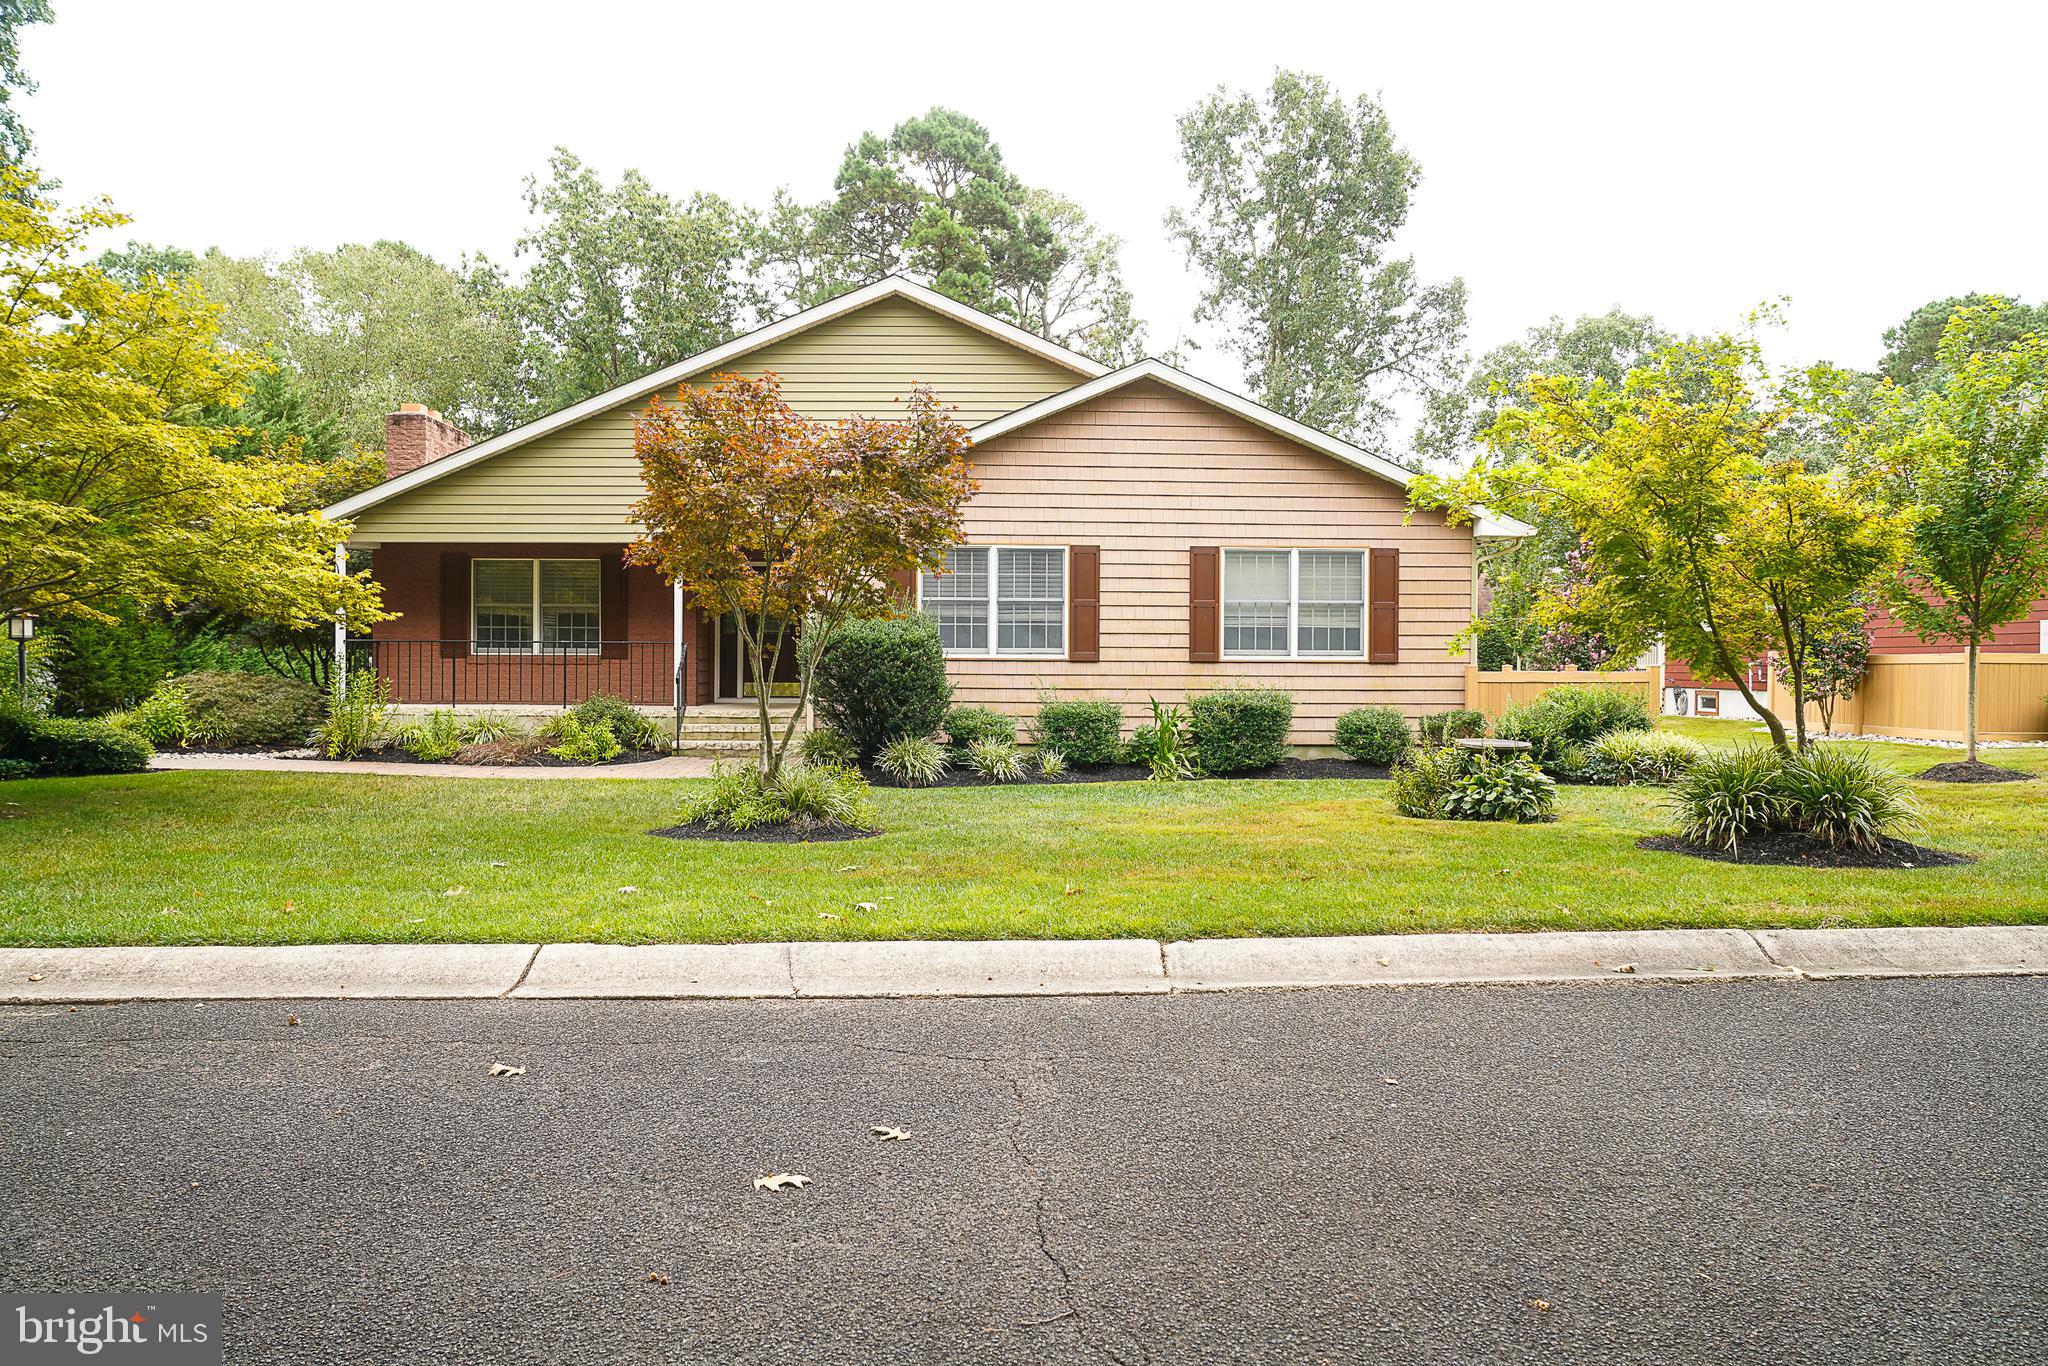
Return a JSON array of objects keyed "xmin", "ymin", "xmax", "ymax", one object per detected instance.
[{"xmin": 343, "ymin": 638, "xmax": 686, "ymax": 723}]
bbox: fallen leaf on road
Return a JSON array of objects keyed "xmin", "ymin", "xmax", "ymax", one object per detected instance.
[
  {"xmin": 646, "ymin": 1272, "xmax": 671, "ymax": 1285},
  {"xmin": 1612, "ymin": 963, "xmax": 1636, "ymax": 974},
  {"xmin": 1527, "ymin": 1298, "xmax": 1552, "ymax": 1312},
  {"xmin": 753, "ymin": 1173, "xmax": 810, "ymax": 1191},
  {"xmin": 26, "ymin": 973, "xmax": 43, "ymax": 982},
  {"xmin": 286, "ymin": 1015, "xmax": 299, "ymax": 1027},
  {"xmin": 870, "ymin": 1126, "xmax": 912, "ymax": 1141},
  {"xmin": 1377, "ymin": 957, "xmax": 1391, "ymax": 967},
  {"xmin": 489, "ymin": 1063, "xmax": 526, "ymax": 1077},
  {"xmin": 1382, "ymin": 1077, "xmax": 1400, "ymax": 1086}
]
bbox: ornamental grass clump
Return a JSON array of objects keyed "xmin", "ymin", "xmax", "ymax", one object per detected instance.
[
  {"xmin": 395, "ymin": 708, "xmax": 464, "ymax": 762},
  {"xmin": 1775, "ymin": 746, "xmax": 1919, "ymax": 850},
  {"xmin": 681, "ymin": 761, "xmax": 876, "ymax": 832},
  {"xmin": 1671, "ymin": 746, "xmax": 1789, "ymax": 851},
  {"xmin": 1584, "ymin": 729, "xmax": 1706, "ymax": 786},
  {"xmin": 876, "ymin": 734, "xmax": 949, "ymax": 787},
  {"xmin": 798, "ymin": 727, "xmax": 859, "ymax": 768},
  {"xmin": 319, "ymin": 670, "xmax": 390, "ymax": 760},
  {"xmin": 966, "ymin": 739, "xmax": 1027, "ymax": 783}
]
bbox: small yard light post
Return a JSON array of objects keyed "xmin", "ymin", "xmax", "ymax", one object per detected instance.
[{"xmin": 7, "ymin": 611, "xmax": 34, "ymax": 698}]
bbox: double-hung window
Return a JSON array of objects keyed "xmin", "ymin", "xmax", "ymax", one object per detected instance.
[
  {"xmin": 1222, "ymin": 548, "xmax": 1365, "ymax": 658},
  {"xmin": 920, "ymin": 546, "xmax": 1066, "ymax": 657},
  {"xmin": 472, "ymin": 558, "xmax": 601, "ymax": 653}
]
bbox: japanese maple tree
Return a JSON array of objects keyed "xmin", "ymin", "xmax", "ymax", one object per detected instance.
[{"xmin": 629, "ymin": 373, "xmax": 975, "ymax": 779}]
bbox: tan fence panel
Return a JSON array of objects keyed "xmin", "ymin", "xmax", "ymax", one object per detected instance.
[
  {"xmin": 1464, "ymin": 664, "xmax": 1663, "ymax": 717},
  {"xmin": 1770, "ymin": 654, "xmax": 2048, "ymax": 742}
]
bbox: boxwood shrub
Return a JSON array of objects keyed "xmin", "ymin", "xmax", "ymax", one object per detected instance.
[
  {"xmin": 1333, "ymin": 706, "xmax": 1412, "ymax": 765},
  {"xmin": 0, "ymin": 706, "xmax": 154, "ymax": 776},
  {"xmin": 1032, "ymin": 698, "xmax": 1124, "ymax": 766},
  {"xmin": 177, "ymin": 670, "xmax": 327, "ymax": 747},
  {"xmin": 1188, "ymin": 687, "xmax": 1293, "ymax": 773},
  {"xmin": 811, "ymin": 614, "xmax": 952, "ymax": 758},
  {"xmin": 943, "ymin": 705, "xmax": 1016, "ymax": 750}
]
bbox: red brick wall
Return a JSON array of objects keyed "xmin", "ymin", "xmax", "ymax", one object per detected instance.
[{"xmin": 364, "ymin": 543, "xmax": 707, "ymax": 706}]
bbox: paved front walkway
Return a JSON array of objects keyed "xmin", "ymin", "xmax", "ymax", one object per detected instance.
[
  {"xmin": 3, "ymin": 926, "xmax": 2041, "ymax": 1002},
  {"xmin": 149, "ymin": 752, "xmax": 715, "ymax": 779}
]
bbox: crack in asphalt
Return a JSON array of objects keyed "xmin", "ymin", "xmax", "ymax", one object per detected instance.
[{"xmin": 1000, "ymin": 1062, "xmax": 1137, "ymax": 1366}]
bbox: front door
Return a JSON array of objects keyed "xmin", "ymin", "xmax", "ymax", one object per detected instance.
[{"xmin": 717, "ymin": 612, "xmax": 802, "ymax": 699}]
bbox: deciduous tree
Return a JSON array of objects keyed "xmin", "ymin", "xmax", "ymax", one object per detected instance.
[
  {"xmin": 0, "ymin": 171, "xmax": 386, "ymax": 639},
  {"xmin": 1167, "ymin": 70, "xmax": 1466, "ymax": 446},
  {"xmin": 629, "ymin": 374, "xmax": 975, "ymax": 780},
  {"xmin": 1851, "ymin": 304, "xmax": 2048, "ymax": 761}
]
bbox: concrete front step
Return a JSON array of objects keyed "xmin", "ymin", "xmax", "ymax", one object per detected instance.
[{"xmin": 674, "ymin": 740, "xmax": 768, "ymax": 756}]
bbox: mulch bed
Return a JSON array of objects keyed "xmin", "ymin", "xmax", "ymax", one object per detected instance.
[
  {"xmin": 176, "ymin": 745, "xmax": 671, "ymax": 768},
  {"xmin": 1637, "ymin": 830, "xmax": 1973, "ymax": 870},
  {"xmin": 1915, "ymin": 760, "xmax": 2036, "ymax": 784},
  {"xmin": 649, "ymin": 819, "xmax": 880, "ymax": 843},
  {"xmin": 859, "ymin": 756, "xmax": 1391, "ymax": 789}
]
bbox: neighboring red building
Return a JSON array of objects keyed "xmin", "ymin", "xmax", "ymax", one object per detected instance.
[{"xmin": 1866, "ymin": 599, "xmax": 2048, "ymax": 655}]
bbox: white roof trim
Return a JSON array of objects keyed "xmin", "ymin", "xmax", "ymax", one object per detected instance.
[
  {"xmin": 967, "ymin": 360, "xmax": 1536, "ymax": 538},
  {"xmin": 324, "ymin": 276, "xmax": 1109, "ymax": 522}
]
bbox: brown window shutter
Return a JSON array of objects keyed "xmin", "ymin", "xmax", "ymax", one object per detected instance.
[
  {"xmin": 1368, "ymin": 547, "xmax": 1400, "ymax": 663},
  {"xmin": 1188, "ymin": 546, "xmax": 1220, "ymax": 662},
  {"xmin": 600, "ymin": 554, "xmax": 628, "ymax": 659},
  {"xmin": 889, "ymin": 567, "xmax": 917, "ymax": 606},
  {"xmin": 1068, "ymin": 545, "xmax": 1100, "ymax": 662},
  {"xmin": 439, "ymin": 553, "xmax": 470, "ymax": 658}
]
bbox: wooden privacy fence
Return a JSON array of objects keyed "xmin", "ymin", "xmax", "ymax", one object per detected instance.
[
  {"xmin": 1768, "ymin": 654, "xmax": 2048, "ymax": 742},
  {"xmin": 1464, "ymin": 664, "xmax": 1663, "ymax": 717}
]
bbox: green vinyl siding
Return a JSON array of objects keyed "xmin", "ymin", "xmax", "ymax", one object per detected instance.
[{"xmin": 347, "ymin": 296, "xmax": 1085, "ymax": 543}]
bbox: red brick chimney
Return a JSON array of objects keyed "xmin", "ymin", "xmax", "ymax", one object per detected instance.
[{"xmin": 384, "ymin": 403, "xmax": 472, "ymax": 479}]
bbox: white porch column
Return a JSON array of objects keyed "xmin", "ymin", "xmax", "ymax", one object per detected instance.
[
  {"xmin": 672, "ymin": 579, "xmax": 685, "ymax": 709},
  {"xmin": 333, "ymin": 544, "xmax": 349, "ymax": 692}
]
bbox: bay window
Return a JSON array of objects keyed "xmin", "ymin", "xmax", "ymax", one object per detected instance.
[
  {"xmin": 472, "ymin": 558, "xmax": 601, "ymax": 652},
  {"xmin": 1222, "ymin": 548, "xmax": 1365, "ymax": 658},
  {"xmin": 921, "ymin": 546, "xmax": 1066, "ymax": 656}
]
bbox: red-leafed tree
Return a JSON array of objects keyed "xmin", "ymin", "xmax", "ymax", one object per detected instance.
[{"xmin": 629, "ymin": 373, "xmax": 975, "ymax": 779}]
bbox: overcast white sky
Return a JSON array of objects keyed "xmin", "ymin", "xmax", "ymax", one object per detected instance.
[{"xmin": 23, "ymin": 0, "xmax": 2048, "ymax": 398}]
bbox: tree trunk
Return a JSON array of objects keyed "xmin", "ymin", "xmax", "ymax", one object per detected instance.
[{"xmin": 1966, "ymin": 637, "xmax": 1980, "ymax": 764}]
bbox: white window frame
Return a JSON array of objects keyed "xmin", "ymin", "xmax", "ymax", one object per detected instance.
[
  {"xmin": 471, "ymin": 557, "xmax": 602, "ymax": 655},
  {"xmin": 1220, "ymin": 548, "xmax": 1367, "ymax": 661},
  {"xmin": 918, "ymin": 545, "xmax": 1070, "ymax": 659}
]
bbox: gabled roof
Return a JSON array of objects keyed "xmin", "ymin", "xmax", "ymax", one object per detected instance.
[
  {"xmin": 969, "ymin": 360, "xmax": 1536, "ymax": 538},
  {"xmin": 324, "ymin": 276, "xmax": 1108, "ymax": 522}
]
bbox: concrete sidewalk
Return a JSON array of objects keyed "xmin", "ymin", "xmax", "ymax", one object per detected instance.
[{"xmin": 2, "ymin": 926, "xmax": 2043, "ymax": 1003}]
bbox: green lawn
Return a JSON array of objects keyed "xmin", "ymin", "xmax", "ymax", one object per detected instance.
[{"xmin": 4, "ymin": 719, "xmax": 2045, "ymax": 945}]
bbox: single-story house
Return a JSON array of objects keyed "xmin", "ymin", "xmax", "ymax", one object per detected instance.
[{"xmin": 324, "ymin": 277, "xmax": 1530, "ymax": 746}]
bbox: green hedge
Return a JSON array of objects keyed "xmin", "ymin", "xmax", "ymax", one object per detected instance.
[
  {"xmin": 811, "ymin": 615, "xmax": 952, "ymax": 758},
  {"xmin": 1333, "ymin": 706, "xmax": 1412, "ymax": 765},
  {"xmin": 178, "ymin": 670, "xmax": 327, "ymax": 747},
  {"xmin": 1188, "ymin": 688, "xmax": 1293, "ymax": 773},
  {"xmin": 943, "ymin": 705, "xmax": 1016, "ymax": 750},
  {"xmin": 1032, "ymin": 699, "xmax": 1123, "ymax": 766},
  {"xmin": 0, "ymin": 706, "xmax": 154, "ymax": 776}
]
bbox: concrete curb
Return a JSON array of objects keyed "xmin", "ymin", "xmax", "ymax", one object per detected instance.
[{"xmin": 1, "ymin": 927, "xmax": 2043, "ymax": 1003}]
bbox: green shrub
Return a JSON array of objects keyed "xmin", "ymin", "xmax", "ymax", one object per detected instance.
[
  {"xmin": 1496, "ymin": 686, "xmax": 1651, "ymax": 765},
  {"xmin": 319, "ymin": 670, "xmax": 390, "ymax": 760},
  {"xmin": 1139, "ymin": 697, "xmax": 1198, "ymax": 782},
  {"xmin": 1672, "ymin": 747, "xmax": 1787, "ymax": 851},
  {"xmin": 798, "ymin": 727, "xmax": 859, "ymax": 768},
  {"xmin": 1389, "ymin": 744, "xmax": 1469, "ymax": 819},
  {"xmin": 876, "ymin": 734, "xmax": 949, "ymax": 787},
  {"xmin": 568, "ymin": 693, "xmax": 663, "ymax": 750},
  {"xmin": 1585, "ymin": 729, "xmax": 1706, "ymax": 786},
  {"xmin": 1777, "ymin": 746, "xmax": 1919, "ymax": 850},
  {"xmin": 1032, "ymin": 698, "xmax": 1124, "ymax": 766},
  {"xmin": 546, "ymin": 714, "xmax": 623, "ymax": 764},
  {"xmin": 1333, "ymin": 706, "xmax": 1412, "ymax": 765},
  {"xmin": 1188, "ymin": 688, "xmax": 1292, "ymax": 773},
  {"xmin": 811, "ymin": 614, "xmax": 952, "ymax": 758},
  {"xmin": 0, "ymin": 705, "xmax": 154, "ymax": 776},
  {"xmin": 459, "ymin": 711, "xmax": 526, "ymax": 744},
  {"xmin": 1416, "ymin": 708, "xmax": 1488, "ymax": 747},
  {"xmin": 1444, "ymin": 755, "xmax": 1557, "ymax": 823},
  {"xmin": 176, "ymin": 670, "xmax": 326, "ymax": 747},
  {"xmin": 681, "ymin": 761, "xmax": 875, "ymax": 832},
  {"xmin": 114, "ymin": 681, "xmax": 193, "ymax": 748},
  {"xmin": 944, "ymin": 705, "xmax": 1016, "ymax": 750},
  {"xmin": 395, "ymin": 708, "xmax": 464, "ymax": 762},
  {"xmin": 966, "ymin": 739, "xmax": 1027, "ymax": 783},
  {"xmin": 1035, "ymin": 747, "xmax": 1069, "ymax": 779},
  {"xmin": 1120, "ymin": 725, "xmax": 1157, "ymax": 764},
  {"xmin": 45, "ymin": 599, "xmax": 180, "ymax": 715}
]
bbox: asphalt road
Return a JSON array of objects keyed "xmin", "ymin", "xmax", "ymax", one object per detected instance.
[{"xmin": 2, "ymin": 978, "xmax": 2042, "ymax": 1364}]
